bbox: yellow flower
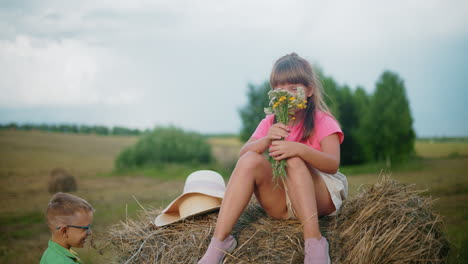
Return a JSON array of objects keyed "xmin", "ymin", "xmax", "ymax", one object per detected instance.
[
  {"xmin": 292, "ymin": 117, "xmax": 296, "ymax": 120},
  {"xmin": 273, "ymin": 102, "xmax": 279, "ymax": 108},
  {"xmin": 290, "ymin": 97, "xmax": 296, "ymax": 101},
  {"xmin": 279, "ymin": 96, "xmax": 287, "ymax": 102}
]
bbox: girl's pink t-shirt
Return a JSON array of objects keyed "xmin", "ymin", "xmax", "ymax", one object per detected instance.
[{"xmin": 251, "ymin": 111, "xmax": 344, "ymax": 151}]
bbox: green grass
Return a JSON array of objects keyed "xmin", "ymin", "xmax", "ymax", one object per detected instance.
[
  {"xmin": 0, "ymin": 211, "xmax": 44, "ymax": 240},
  {"xmin": 110, "ymin": 162, "xmax": 234, "ymax": 181},
  {"xmin": 415, "ymin": 140, "xmax": 468, "ymax": 159},
  {"xmin": 0, "ymin": 131, "xmax": 467, "ymax": 263},
  {"xmin": 418, "ymin": 137, "xmax": 468, "ymax": 143},
  {"xmin": 340, "ymin": 158, "xmax": 425, "ymax": 176}
]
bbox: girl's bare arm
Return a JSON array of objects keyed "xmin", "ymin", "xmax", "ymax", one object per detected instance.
[
  {"xmin": 239, "ymin": 123, "xmax": 290, "ymax": 157},
  {"xmin": 296, "ymin": 134, "xmax": 341, "ymax": 174},
  {"xmin": 239, "ymin": 137, "xmax": 270, "ymax": 156}
]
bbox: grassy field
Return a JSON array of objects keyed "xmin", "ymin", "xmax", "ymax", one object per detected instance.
[{"xmin": 0, "ymin": 130, "xmax": 467, "ymax": 263}]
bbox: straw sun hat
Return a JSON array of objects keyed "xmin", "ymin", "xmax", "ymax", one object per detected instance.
[{"xmin": 154, "ymin": 170, "xmax": 226, "ymax": 227}]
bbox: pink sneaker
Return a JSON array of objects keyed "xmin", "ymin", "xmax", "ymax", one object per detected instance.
[
  {"xmin": 304, "ymin": 236, "xmax": 331, "ymax": 264},
  {"xmin": 198, "ymin": 235, "xmax": 237, "ymax": 264}
]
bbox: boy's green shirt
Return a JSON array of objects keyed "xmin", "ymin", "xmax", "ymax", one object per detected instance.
[{"xmin": 40, "ymin": 240, "xmax": 82, "ymax": 264}]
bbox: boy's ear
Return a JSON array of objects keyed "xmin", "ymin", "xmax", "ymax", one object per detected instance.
[
  {"xmin": 62, "ymin": 227, "xmax": 69, "ymax": 238},
  {"xmin": 56, "ymin": 226, "xmax": 68, "ymax": 238}
]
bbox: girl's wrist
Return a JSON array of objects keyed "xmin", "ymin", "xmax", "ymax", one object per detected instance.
[
  {"xmin": 260, "ymin": 137, "xmax": 271, "ymax": 153},
  {"xmin": 296, "ymin": 142, "xmax": 307, "ymax": 158}
]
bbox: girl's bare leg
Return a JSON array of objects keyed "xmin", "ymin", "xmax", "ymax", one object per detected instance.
[
  {"xmin": 213, "ymin": 151, "xmax": 289, "ymax": 240},
  {"xmin": 284, "ymin": 157, "xmax": 335, "ymax": 239}
]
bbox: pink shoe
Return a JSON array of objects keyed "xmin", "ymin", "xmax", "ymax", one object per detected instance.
[
  {"xmin": 198, "ymin": 235, "xmax": 237, "ymax": 264},
  {"xmin": 304, "ymin": 236, "xmax": 331, "ymax": 264}
]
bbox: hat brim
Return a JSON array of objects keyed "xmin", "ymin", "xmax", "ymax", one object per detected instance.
[
  {"xmin": 154, "ymin": 192, "xmax": 222, "ymax": 227},
  {"xmin": 154, "ymin": 204, "xmax": 221, "ymax": 227},
  {"xmin": 160, "ymin": 188, "xmax": 224, "ymax": 213}
]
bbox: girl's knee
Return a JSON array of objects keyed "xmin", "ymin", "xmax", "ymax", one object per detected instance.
[
  {"xmin": 237, "ymin": 151, "xmax": 267, "ymax": 169},
  {"xmin": 286, "ymin": 157, "xmax": 311, "ymax": 184},
  {"xmin": 235, "ymin": 151, "xmax": 272, "ymax": 184},
  {"xmin": 285, "ymin": 157, "xmax": 306, "ymax": 168}
]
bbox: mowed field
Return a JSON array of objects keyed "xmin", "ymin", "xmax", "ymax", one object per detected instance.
[{"xmin": 0, "ymin": 130, "xmax": 467, "ymax": 263}]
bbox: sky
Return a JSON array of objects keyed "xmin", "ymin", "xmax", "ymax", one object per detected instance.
[{"xmin": 0, "ymin": 0, "xmax": 467, "ymax": 137}]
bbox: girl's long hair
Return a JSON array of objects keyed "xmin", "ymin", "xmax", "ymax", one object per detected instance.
[{"xmin": 270, "ymin": 53, "xmax": 331, "ymax": 141}]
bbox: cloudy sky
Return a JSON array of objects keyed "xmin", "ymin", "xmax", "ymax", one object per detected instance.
[{"xmin": 1, "ymin": 0, "xmax": 467, "ymax": 137}]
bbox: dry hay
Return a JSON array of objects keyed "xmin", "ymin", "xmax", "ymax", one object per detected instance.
[
  {"xmin": 48, "ymin": 168, "xmax": 77, "ymax": 193},
  {"xmin": 102, "ymin": 177, "xmax": 449, "ymax": 263},
  {"xmin": 328, "ymin": 177, "xmax": 450, "ymax": 263}
]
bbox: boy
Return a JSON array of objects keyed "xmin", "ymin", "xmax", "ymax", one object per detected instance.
[{"xmin": 40, "ymin": 192, "xmax": 94, "ymax": 264}]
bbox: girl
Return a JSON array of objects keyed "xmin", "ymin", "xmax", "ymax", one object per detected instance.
[{"xmin": 198, "ymin": 53, "xmax": 348, "ymax": 264}]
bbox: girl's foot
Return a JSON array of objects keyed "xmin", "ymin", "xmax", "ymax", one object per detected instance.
[
  {"xmin": 198, "ymin": 235, "xmax": 237, "ymax": 264},
  {"xmin": 304, "ymin": 236, "xmax": 331, "ymax": 264}
]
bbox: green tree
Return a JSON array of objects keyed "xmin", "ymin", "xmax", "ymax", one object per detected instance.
[
  {"xmin": 335, "ymin": 85, "xmax": 367, "ymax": 165},
  {"xmin": 320, "ymin": 71, "xmax": 369, "ymax": 165},
  {"xmin": 353, "ymin": 86, "xmax": 370, "ymax": 120},
  {"xmin": 361, "ymin": 71, "xmax": 415, "ymax": 165},
  {"xmin": 238, "ymin": 81, "xmax": 271, "ymax": 141},
  {"xmin": 112, "ymin": 126, "xmax": 130, "ymax": 135},
  {"xmin": 320, "ymin": 75, "xmax": 341, "ymax": 119},
  {"xmin": 94, "ymin": 125, "xmax": 109, "ymax": 135},
  {"xmin": 79, "ymin": 125, "xmax": 92, "ymax": 134},
  {"xmin": 352, "ymin": 86, "xmax": 371, "ymax": 163}
]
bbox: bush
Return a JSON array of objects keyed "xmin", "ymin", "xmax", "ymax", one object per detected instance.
[{"xmin": 115, "ymin": 126, "xmax": 212, "ymax": 169}]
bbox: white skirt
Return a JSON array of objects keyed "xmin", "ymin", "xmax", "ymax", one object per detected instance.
[
  {"xmin": 319, "ymin": 171, "xmax": 348, "ymax": 216},
  {"xmin": 285, "ymin": 170, "xmax": 348, "ymax": 218}
]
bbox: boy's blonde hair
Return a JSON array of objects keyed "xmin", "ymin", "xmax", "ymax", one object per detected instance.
[{"xmin": 46, "ymin": 192, "xmax": 94, "ymax": 229}]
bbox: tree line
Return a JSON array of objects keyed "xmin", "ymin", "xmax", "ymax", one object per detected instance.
[
  {"xmin": 239, "ymin": 69, "xmax": 416, "ymax": 166},
  {"xmin": 0, "ymin": 123, "xmax": 144, "ymax": 136}
]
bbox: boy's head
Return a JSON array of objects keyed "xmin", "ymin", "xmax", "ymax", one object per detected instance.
[{"xmin": 46, "ymin": 192, "xmax": 95, "ymax": 249}]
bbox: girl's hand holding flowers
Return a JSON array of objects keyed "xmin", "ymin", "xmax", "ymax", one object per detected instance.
[
  {"xmin": 266, "ymin": 123, "xmax": 290, "ymax": 141},
  {"xmin": 263, "ymin": 86, "xmax": 307, "ymax": 185},
  {"xmin": 269, "ymin": 140, "xmax": 301, "ymax": 161}
]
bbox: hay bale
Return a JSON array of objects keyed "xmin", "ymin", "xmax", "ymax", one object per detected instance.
[
  {"xmin": 48, "ymin": 168, "xmax": 77, "ymax": 193},
  {"xmin": 328, "ymin": 177, "xmax": 450, "ymax": 264},
  {"xmin": 102, "ymin": 177, "xmax": 449, "ymax": 263}
]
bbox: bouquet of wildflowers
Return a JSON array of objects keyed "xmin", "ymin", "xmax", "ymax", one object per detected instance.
[{"xmin": 264, "ymin": 87, "xmax": 307, "ymax": 184}]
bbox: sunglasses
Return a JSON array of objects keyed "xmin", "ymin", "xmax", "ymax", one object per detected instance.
[{"xmin": 56, "ymin": 224, "xmax": 92, "ymax": 234}]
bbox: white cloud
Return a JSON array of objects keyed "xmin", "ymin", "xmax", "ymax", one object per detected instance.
[
  {"xmin": 0, "ymin": 0, "xmax": 467, "ymax": 135},
  {"xmin": 0, "ymin": 35, "xmax": 140, "ymax": 106}
]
